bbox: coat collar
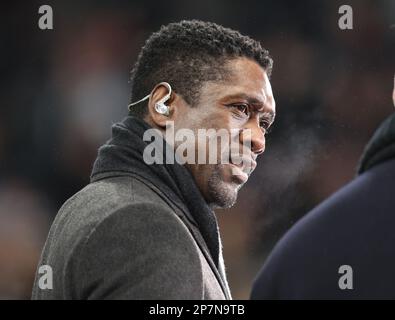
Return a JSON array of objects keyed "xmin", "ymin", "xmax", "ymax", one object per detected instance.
[{"xmin": 90, "ymin": 116, "xmax": 225, "ymax": 284}]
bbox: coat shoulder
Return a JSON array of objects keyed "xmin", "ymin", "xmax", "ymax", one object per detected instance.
[
  {"xmin": 32, "ymin": 175, "xmax": 205, "ymax": 299},
  {"xmin": 57, "ymin": 176, "xmax": 169, "ymax": 235},
  {"xmin": 252, "ymin": 158, "xmax": 395, "ymax": 299}
]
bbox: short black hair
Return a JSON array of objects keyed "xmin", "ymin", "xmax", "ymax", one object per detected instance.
[{"xmin": 129, "ymin": 20, "xmax": 273, "ymax": 117}]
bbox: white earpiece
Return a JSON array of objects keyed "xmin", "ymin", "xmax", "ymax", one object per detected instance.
[
  {"xmin": 128, "ymin": 82, "xmax": 172, "ymax": 116},
  {"xmin": 154, "ymin": 82, "xmax": 172, "ymax": 116}
]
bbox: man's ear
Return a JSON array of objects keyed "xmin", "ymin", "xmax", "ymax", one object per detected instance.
[{"xmin": 146, "ymin": 83, "xmax": 177, "ymax": 128}]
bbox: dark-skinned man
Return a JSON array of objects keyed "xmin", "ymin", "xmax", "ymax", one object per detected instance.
[{"xmin": 32, "ymin": 20, "xmax": 276, "ymax": 300}]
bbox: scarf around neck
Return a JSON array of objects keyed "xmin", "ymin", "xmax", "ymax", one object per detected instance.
[{"xmin": 90, "ymin": 116, "xmax": 221, "ymax": 267}]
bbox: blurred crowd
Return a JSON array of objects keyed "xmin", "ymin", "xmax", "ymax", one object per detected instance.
[{"xmin": 1, "ymin": 0, "xmax": 394, "ymax": 299}]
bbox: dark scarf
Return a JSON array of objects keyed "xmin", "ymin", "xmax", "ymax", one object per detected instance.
[
  {"xmin": 90, "ymin": 116, "xmax": 220, "ymax": 267},
  {"xmin": 358, "ymin": 112, "xmax": 395, "ymax": 174}
]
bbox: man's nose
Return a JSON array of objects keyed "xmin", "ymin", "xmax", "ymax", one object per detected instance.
[{"xmin": 240, "ymin": 122, "xmax": 265, "ymax": 156}]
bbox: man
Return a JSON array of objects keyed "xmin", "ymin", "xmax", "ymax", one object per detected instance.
[
  {"xmin": 251, "ymin": 77, "xmax": 395, "ymax": 299},
  {"xmin": 32, "ymin": 20, "xmax": 276, "ymax": 299}
]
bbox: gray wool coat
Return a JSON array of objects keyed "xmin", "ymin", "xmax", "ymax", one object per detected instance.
[
  {"xmin": 31, "ymin": 172, "xmax": 232, "ymax": 299},
  {"xmin": 32, "ymin": 173, "xmax": 234, "ymax": 299}
]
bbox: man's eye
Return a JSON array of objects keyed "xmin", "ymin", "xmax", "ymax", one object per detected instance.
[
  {"xmin": 231, "ymin": 104, "xmax": 250, "ymax": 116},
  {"xmin": 259, "ymin": 119, "xmax": 271, "ymax": 132}
]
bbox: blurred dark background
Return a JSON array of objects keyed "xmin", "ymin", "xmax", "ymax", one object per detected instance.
[{"xmin": 1, "ymin": 0, "xmax": 394, "ymax": 299}]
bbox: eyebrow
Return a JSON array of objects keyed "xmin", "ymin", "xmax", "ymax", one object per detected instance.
[{"xmin": 222, "ymin": 93, "xmax": 276, "ymax": 123}]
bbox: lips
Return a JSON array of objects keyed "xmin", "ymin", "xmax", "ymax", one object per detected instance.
[
  {"xmin": 229, "ymin": 155, "xmax": 257, "ymax": 178},
  {"xmin": 229, "ymin": 164, "xmax": 249, "ymax": 183}
]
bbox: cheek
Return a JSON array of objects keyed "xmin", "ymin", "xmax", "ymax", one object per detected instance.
[
  {"xmin": 173, "ymin": 108, "xmax": 201, "ymax": 133},
  {"xmin": 199, "ymin": 110, "xmax": 244, "ymax": 148},
  {"xmin": 203, "ymin": 108, "xmax": 239, "ymax": 131}
]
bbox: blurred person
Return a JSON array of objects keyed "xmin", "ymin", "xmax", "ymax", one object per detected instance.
[
  {"xmin": 251, "ymin": 76, "xmax": 395, "ymax": 299},
  {"xmin": 0, "ymin": 179, "xmax": 50, "ymax": 299},
  {"xmin": 32, "ymin": 20, "xmax": 276, "ymax": 300}
]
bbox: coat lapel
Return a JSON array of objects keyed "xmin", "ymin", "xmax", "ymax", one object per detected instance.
[
  {"xmin": 92, "ymin": 170, "xmax": 232, "ymax": 299},
  {"xmin": 131, "ymin": 173, "xmax": 232, "ymax": 300}
]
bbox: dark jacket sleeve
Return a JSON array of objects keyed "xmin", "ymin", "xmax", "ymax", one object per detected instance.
[
  {"xmin": 250, "ymin": 236, "xmax": 293, "ymax": 300},
  {"xmin": 66, "ymin": 203, "xmax": 204, "ymax": 299},
  {"xmin": 252, "ymin": 157, "xmax": 395, "ymax": 300}
]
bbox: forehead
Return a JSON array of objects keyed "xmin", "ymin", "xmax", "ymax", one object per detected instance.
[{"xmin": 199, "ymin": 57, "xmax": 275, "ymax": 110}]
